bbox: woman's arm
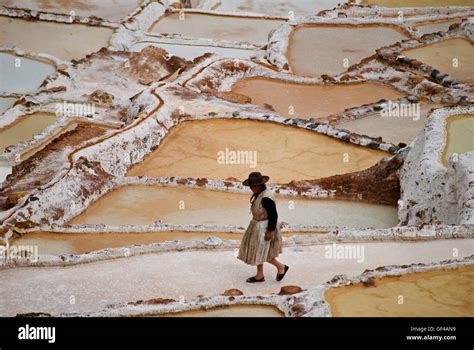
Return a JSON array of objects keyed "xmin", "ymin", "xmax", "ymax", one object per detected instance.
[{"xmin": 261, "ymin": 197, "xmax": 278, "ymax": 231}]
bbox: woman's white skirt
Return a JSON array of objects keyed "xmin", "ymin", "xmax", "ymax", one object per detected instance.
[{"xmin": 238, "ymin": 219, "xmax": 282, "ymax": 265}]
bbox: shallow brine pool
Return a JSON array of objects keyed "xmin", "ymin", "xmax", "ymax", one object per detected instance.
[
  {"xmin": 287, "ymin": 24, "xmax": 409, "ymax": 77},
  {"xmin": 160, "ymin": 305, "xmax": 284, "ymax": 317},
  {"xmin": 325, "ymin": 266, "xmax": 474, "ymax": 317},
  {"xmin": 149, "ymin": 13, "xmax": 285, "ymax": 45},
  {"xmin": 337, "ymin": 103, "xmax": 447, "ymax": 144},
  {"xmin": 231, "ymin": 78, "xmax": 405, "ymax": 120},
  {"xmin": 411, "ymin": 18, "xmax": 465, "ymax": 35},
  {"xmin": 0, "ymin": 0, "xmax": 143, "ymax": 22},
  {"xmin": 9, "ymin": 230, "xmax": 328, "ymax": 255},
  {"xmin": 442, "ymin": 114, "xmax": 474, "ymax": 166},
  {"xmin": 68, "ymin": 185, "xmax": 398, "ymax": 228},
  {"xmin": 0, "ymin": 52, "xmax": 55, "ymax": 94},
  {"xmin": 0, "ymin": 16, "xmax": 114, "ymax": 61},
  {"xmin": 362, "ymin": 0, "xmax": 473, "ymax": 7},
  {"xmin": 0, "ymin": 112, "xmax": 57, "ymax": 154},
  {"xmin": 126, "ymin": 119, "xmax": 390, "ymax": 183},
  {"xmin": 0, "ymin": 96, "xmax": 17, "ymax": 114},
  {"xmin": 402, "ymin": 38, "xmax": 474, "ymax": 84}
]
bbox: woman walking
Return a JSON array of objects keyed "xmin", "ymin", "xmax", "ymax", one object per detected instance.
[{"xmin": 238, "ymin": 172, "xmax": 289, "ymax": 283}]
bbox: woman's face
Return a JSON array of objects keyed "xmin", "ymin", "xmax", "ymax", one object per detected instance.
[{"xmin": 250, "ymin": 185, "xmax": 262, "ymax": 193}]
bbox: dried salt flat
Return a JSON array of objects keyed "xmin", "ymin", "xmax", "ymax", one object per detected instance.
[{"xmin": 1, "ymin": 239, "xmax": 472, "ymax": 316}]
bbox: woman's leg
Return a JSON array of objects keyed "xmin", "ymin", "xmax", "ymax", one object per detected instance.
[
  {"xmin": 267, "ymin": 258, "xmax": 285, "ymax": 273},
  {"xmin": 256, "ymin": 264, "xmax": 264, "ymax": 279}
]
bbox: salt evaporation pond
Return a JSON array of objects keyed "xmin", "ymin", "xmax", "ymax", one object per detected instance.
[
  {"xmin": 0, "ymin": 165, "xmax": 11, "ymax": 183},
  {"xmin": 0, "ymin": 16, "xmax": 114, "ymax": 61},
  {"xmin": 149, "ymin": 13, "xmax": 285, "ymax": 45},
  {"xmin": 287, "ymin": 24, "xmax": 409, "ymax": 77},
  {"xmin": 69, "ymin": 185, "xmax": 398, "ymax": 228},
  {"xmin": 1, "ymin": 0, "xmax": 143, "ymax": 22},
  {"xmin": 9, "ymin": 230, "xmax": 329, "ymax": 255},
  {"xmin": 0, "ymin": 52, "xmax": 55, "ymax": 94},
  {"xmin": 130, "ymin": 42, "xmax": 257, "ymax": 60},
  {"xmin": 0, "ymin": 96, "xmax": 17, "ymax": 114},
  {"xmin": 442, "ymin": 114, "xmax": 474, "ymax": 166},
  {"xmin": 127, "ymin": 119, "xmax": 389, "ymax": 183},
  {"xmin": 8, "ymin": 231, "xmax": 243, "ymax": 255},
  {"xmin": 0, "ymin": 112, "xmax": 57, "ymax": 154},
  {"xmin": 362, "ymin": 0, "xmax": 474, "ymax": 7},
  {"xmin": 202, "ymin": 0, "xmax": 343, "ymax": 17},
  {"xmin": 402, "ymin": 38, "xmax": 474, "ymax": 84},
  {"xmin": 325, "ymin": 266, "xmax": 474, "ymax": 317},
  {"xmin": 337, "ymin": 103, "xmax": 447, "ymax": 144},
  {"xmin": 231, "ymin": 78, "xmax": 405, "ymax": 119},
  {"xmin": 162, "ymin": 305, "xmax": 284, "ymax": 317},
  {"xmin": 412, "ymin": 18, "xmax": 465, "ymax": 35}
]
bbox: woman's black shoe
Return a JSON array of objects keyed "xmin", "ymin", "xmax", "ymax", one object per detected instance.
[
  {"xmin": 276, "ymin": 265, "xmax": 289, "ymax": 281},
  {"xmin": 246, "ymin": 276, "xmax": 265, "ymax": 283}
]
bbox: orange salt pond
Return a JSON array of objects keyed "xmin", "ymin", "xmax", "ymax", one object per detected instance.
[
  {"xmin": 8, "ymin": 231, "xmax": 242, "ymax": 255},
  {"xmin": 411, "ymin": 18, "xmax": 465, "ymax": 35},
  {"xmin": 0, "ymin": 16, "xmax": 113, "ymax": 61},
  {"xmin": 160, "ymin": 305, "xmax": 284, "ymax": 317},
  {"xmin": 69, "ymin": 185, "xmax": 398, "ymax": 228},
  {"xmin": 231, "ymin": 78, "xmax": 405, "ymax": 120},
  {"xmin": 287, "ymin": 24, "xmax": 409, "ymax": 77},
  {"xmin": 361, "ymin": 0, "xmax": 474, "ymax": 7},
  {"xmin": 337, "ymin": 103, "xmax": 447, "ymax": 144},
  {"xmin": 325, "ymin": 266, "xmax": 474, "ymax": 317},
  {"xmin": 441, "ymin": 114, "xmax": 474, "ymax": 166},
  {"xmin": 149, "ymin": 13, "xmax": 285, "ymax": 45},
  {"xmin": 1, "ymin": 0, "xmax": 143, "ymax": 22},
  {"xmin": 10, "ymin": 230, "xmax": 331, "ymax": 255},
  {"xmin": 0, "ymin": 112, "xmax": 57, "ymax": 154},
  {"xmin": 126, "ymin": 119, "xmax": 389, "ymax": 183},
  {"xmin": 402, "ymin": 38, "xmax": 474, "ymax": 84},
  {"xmin": 202, "ymin": 0, "xmax": 343, "ymax": 17},
  {"xmin": 130, "ymin": 42, "xmax": 256, "ymax": 60}
]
